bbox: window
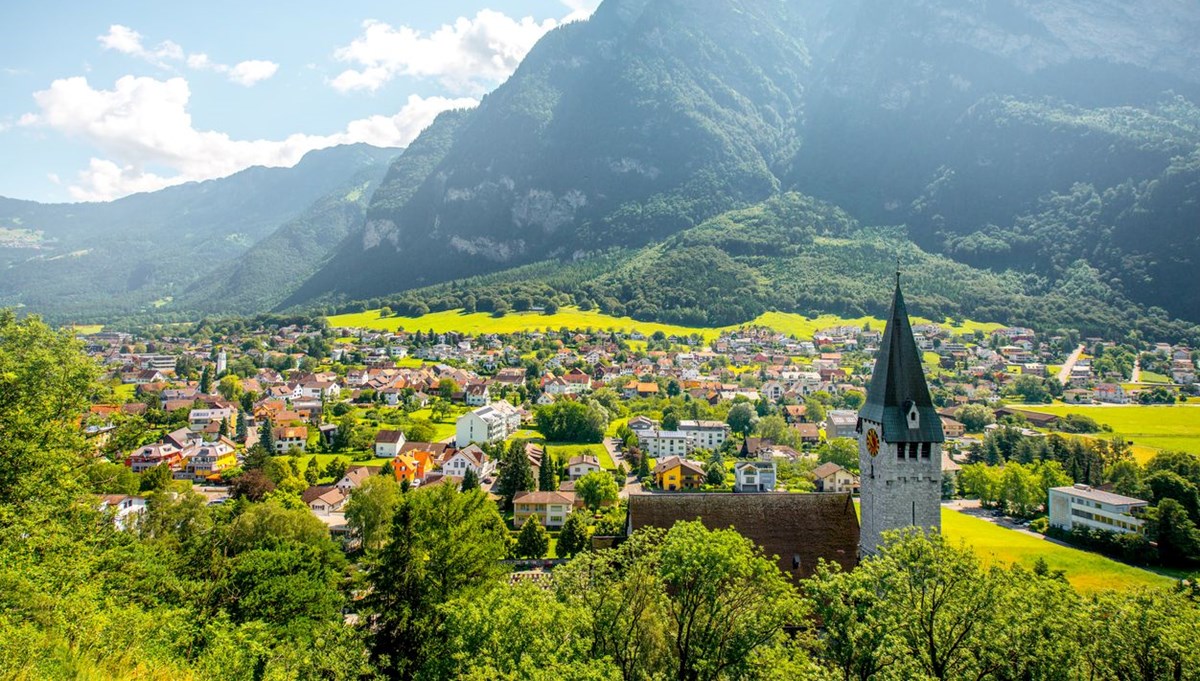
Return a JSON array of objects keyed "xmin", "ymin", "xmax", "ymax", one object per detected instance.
[{"xmin": 920, "ymin": 443, "xmax": 931, "ymax": 459}]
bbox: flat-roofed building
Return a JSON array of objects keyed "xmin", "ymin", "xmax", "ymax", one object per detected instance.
[{"xmin": 1049, "ymin": 484, "xmax": 1147, "ymax": 535}]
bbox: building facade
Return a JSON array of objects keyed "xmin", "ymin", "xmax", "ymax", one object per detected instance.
[
  {"xmin": 857, "ymin": 279, "xmax": 944, "ymax": 556},
  {"xmin": 1048, "ymin": 484, "xmax": 1147, "ymax": 534}
]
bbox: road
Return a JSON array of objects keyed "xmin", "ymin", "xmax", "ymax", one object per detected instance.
[
  {"xmin": 1056, "ymin": 343, "xmax": 1085, "ymax": 383},
  {"xmin": 1130, "ymin": 357, "xmax": 1141, "ymax": 383}
]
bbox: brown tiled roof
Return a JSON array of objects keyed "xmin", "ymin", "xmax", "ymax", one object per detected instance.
[
  {"xmin": 811, "ymin": 462, "xmax": 846, "ymax": 480},
  {"xmin": 513, "ymin": 490, "xmax": 576, "ymax": 506},
  {"xmin": 626, "ymin": 493, "xmax": 859, "ymax": 581},
  {"xmin": 375, "ymin": 429, "xmax": 406, "ymax": 444}
]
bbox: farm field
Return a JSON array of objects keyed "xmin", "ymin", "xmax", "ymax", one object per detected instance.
[
  {"xmin": 328, "ymin": 307, "xmax": 1002, "ymax": 343},
  {"xmin": 940, "ymin": 508, "xmax": 1175, "ymax": 593},
  {"xmin": 1015, "ymin": 403, "xmax": 1200, "ymax": 459}
]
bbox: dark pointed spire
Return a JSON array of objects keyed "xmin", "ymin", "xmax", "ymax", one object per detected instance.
[{"xmin": 858, "ymin": 278, "xmax": 945, "ymax": 443}]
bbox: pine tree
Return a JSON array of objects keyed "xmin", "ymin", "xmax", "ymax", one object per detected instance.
[
  {"xmin": 235, "ymin": 411, "xmax": 248, "ymax": 441},
  {"xmin": 461, "ymin": 468, "xmax": 480, "ymax": 492},
  {"xmin": 538, "ymin": 451, "xmax": 557, "ymax": 491},
  {"xmin": 305, "ymin": 456, "xmax": 319, "ymax": 485},
  {"xmin": 515, "ymin": 514, "xmax": 549, "ymax": 559},
  {"xmin": 258, "ymin": 417, "xmax": 275, "ymax": 453},
  {"xmin": 381, "ymin": 461, "xmax": 395, "ymax": 479},
  {"xmin": 218, "ymin": 418, "xmax": 229, "ymax": 438},
  {"xmin": 495, "ymin": 442, "xmax": 535, "ymax": 510},
  {"xmin": 199, "ymin": 365, "xmax": 212, "ymax": 394},
  {"xmin": 557, "ymin": 510, "xmax": 590, "ymax": 558}
]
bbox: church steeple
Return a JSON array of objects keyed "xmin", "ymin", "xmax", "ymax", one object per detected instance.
[
  {"xmin": 856, "ymin": 275, "xmax": 944, "ymax": 557},
  {"xmin": 859, "ymin": 279, "xmax": 944, "ymax": 444}
]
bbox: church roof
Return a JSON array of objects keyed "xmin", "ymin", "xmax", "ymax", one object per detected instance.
[
  {"xmin": 859, "ymin": 280, "xmax": 945, "ymax": 443},
  {"xmin": 626, "ymin": 493, "xmax": 859, "ymax": 581}
]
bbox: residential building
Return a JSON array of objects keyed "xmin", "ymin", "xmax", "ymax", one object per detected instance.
[
  {"xmin": 826, "ymin": 410, "xmax": 858, "ymax": 439},
  {"xmin": 442, "ymin": 444, "xmax": 496, "ymax": 479},
  {"xmin": 653, "ymin": 456, "xmax": 706, "ymax": 491},
  {"xmin": 98, "ymin": 494, "xmax": 147, "ymax": 530},
  {"xmin": 273, "ymin": 426, "xmax": 308, "ymax": 452},
  {"xmin": 455, "ymin": 401, "xmax": 520, "ymax": 447},
  {"xmin": 638, "ymin": 430, "xmax": 693, "ymax": 458},
  {"xmin": 812, "ymin": 462, "xmax": 860, "ymax": 494},
  {"xmin": 678, "ymin": 420, "xmax": 730, "ymax": 450},
  {"xmin": 302, "ymin": 485, "xmax": 348, "ymax": 514},
  {"xmin": 185, "ymin": 438, "xmax": 237, "ymax": 482},
  {"xmin": 567, "ymin": 454, "xmax": 601, "ymax": 480},
  {"xmin": 374, "ymin": 429, "xmax": 407, "ymax": 458},
  {"xmin": 335, "ymin": 466, "xmax": 374, "ymax": 495},
  {"xmin": 734, "ymin": 461, "xmax": 777, "ymax": 492},
  {"xmin": 127, "ymin": 442, "xmax": 184, "ymax": 473},
  {"xmin": 513, "ymin": 490, "xmax": 579, "ymax": 528},
  {"xmin": 1048, "ymin": 484, "xmax": 1147, "ymax": 535}
]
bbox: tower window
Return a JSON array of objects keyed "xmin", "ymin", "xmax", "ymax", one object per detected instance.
[
  {"xmin": 792, "ymin": 554, "xmax": 801, "ymax": 571},
  {"xmin": 920, "ymin": 443, "xmax": 931, "ymax": 458},
  {"xmin": 897, "ymin": 443, "xmax": 906, "ymax": 460}
]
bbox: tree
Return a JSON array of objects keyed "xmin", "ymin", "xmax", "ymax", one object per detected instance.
[
  {"xmin": 755, "ymin": 414, "xmax": 797, "ymax": 448},
  {"xmin": 235, "ymin": 410, "xmax": 248, "ymax": 441},
  {"xmin": 345, "ymin": 474, "xmax": 401, "ymax": 551},
  {"xmin": 304, "ymin": 456, "xmax": 320, "ymax": 485},
  {"xmin": 818, "ymin": 438, "xmax": 859, "ymax": 472},
  {"xmin": 258, "ymin": 417, "xmax": 276, "ymax": 454},
  {"xmin": 1011, "ymin": 375, "xmax": 1052, "ymax": 404},
  {"xmin": 1146, "ymin": 498, "xmax": 1200, "ymax": 566},
  {"xmin": 0, "ymin": 311, "xmax": 99, "ymax": 505},
  {"xmin": 661, "ymin": 409, "xmax": 681, "ymax": 431},
  {"xmin": 216, "ymin": 375, "xmax": 242, "ymax": 401},
  {"xmin": 229, "ymin": 468, "xmax": 276, "ymax": 501},
  {"xmin": 460, "ymin": 467, "xmax": 479, "ymax": 492},
  {"xmin": 437, "ymin": 377, "xmax": 460, "ymax": 400},
  {"xmin": 323, "ymin": 457, "xmax": 349, "ymax": 482},
  {"xmin": 557, "ymin": 510, "xmax": 590, "ymax": 558},
  {"xmin": 954, "ymin": 404, "xmax": 994, "ymax": 433},
  {"xmin": 658, "ymin": 521, "xmax": 803, "ymax": 680},
  {"xmin": 199, "ymin": 364, "xmax": 212, "ymax": 394},
  {"xmin": 804, "ymin": 396, "xmax": 827, "ymax": 424},
  {"xmin": 575, "ymin": 470, "xmax": 619, "ymax": 510},
  {"xmin": 363, "ymin": 484, "xmax": 509, "ymax": 679},
  {"xmin": 537, "ymin": 451, "xmax": 558, "ymax": 491},
  {"xmin": 535, "ymin": 401, "xmax": 608, "ymax": 443},
  {"xmin": 494, "ymin": 443, "xmax": 535, "ymax": 510},
  {"xmin": 726, "ymin": 403, "xmax": 755, "ymax": 437},
  {"xmin": 139, "ymin": 463, "xmax": 174, "ymax": 492},
  {"xmin": 333, "ymin": 414, "xmax": 356, "ymax": 452},
  {"xmin": 704, "ymin": 459, "xmax": 726, "ymax": 486},
  {"xmin": 406, "ymin": 420, "xmax": 436, "ymax": 443},
  {"xmin": 515, "ymin": 514, "xmax": 550, "ymax": 559}
]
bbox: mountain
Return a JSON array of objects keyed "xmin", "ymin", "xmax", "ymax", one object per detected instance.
[
  {"xmin": 287, "ymin": 0, "xmax": 1200, "ymax": 336},
  {"xmin": 0, "ymin": 144, "xmax": 397, "ymax": 322}
]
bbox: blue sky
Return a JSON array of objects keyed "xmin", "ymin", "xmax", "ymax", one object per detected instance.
[{"xmin": 0, "ymin": 0, "xmax": 596, "ymax": 202}]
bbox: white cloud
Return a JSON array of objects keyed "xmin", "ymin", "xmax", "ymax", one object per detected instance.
[
  {"xmin": 21, "ymin": 75, "xmax": 475, "ymax": 201},
  {"xmin": 228, "ymin": 60, "xmax": 279, "ymax": 86},
  {"xmin": 97, "ymin": 24, "xmax": 183, "ymax": 67},
  {"xmin": 331, "ymin": 4, "xmax": 597, "ymax": 95},
  {"xmin": 97, "ymin": 24, "xmax": 278, "ymax": 86}
]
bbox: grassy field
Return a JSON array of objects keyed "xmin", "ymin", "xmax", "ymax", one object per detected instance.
[
  {"xmin": 941, "ymin": 508, "xmax": 1175, "ymax": 593},
  {"xmin": 544, "ymin": 442, "xmax": 616, "ymax": 471},
  {"xmin": 69, "ymin": 324, "xmax": 104, "ymax": 335},
  {"xmin": 328, "ymin": 306, "xmax": 1003, "ymax": 343},
  {"xmin": 1015, "ymin": 404, "xmax": 1200, "ymax": 459},
  {"xmin": 112, "ymin": 383, "xmax": 136, "ymax": 402}
]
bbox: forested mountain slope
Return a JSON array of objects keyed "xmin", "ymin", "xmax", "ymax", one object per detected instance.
[
  {"xmin": 0, "ymin": 144, "xmax": 396, "ymax": 321},
  {"xmin": 291, "ymin": 0, "xmax": 1200, "ymax": 333}
]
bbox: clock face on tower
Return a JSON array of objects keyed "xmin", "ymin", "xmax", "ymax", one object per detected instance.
[{"xmin": 865, "ymin": 427, "xmax": 880, "ymax": 457}]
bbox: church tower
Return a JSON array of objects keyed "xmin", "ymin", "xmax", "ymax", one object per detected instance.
[{"xmin": 857, "ymin": 275, "xmax": 944, "ymax": 556}]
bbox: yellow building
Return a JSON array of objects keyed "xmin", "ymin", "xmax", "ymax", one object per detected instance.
[{"xmin": 653, "ymin": 456, "xmax": 706, "ymax": 491}]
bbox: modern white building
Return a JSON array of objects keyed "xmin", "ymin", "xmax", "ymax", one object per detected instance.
[
  {"xmin": 678, "ymin": 420, "xmax": 730, "ymax": 450},
  {"xmin": 455, "ymin": 401, "xmax": 520, "ymax": 447},
  {"xmin": 637, "ymin": 430, "xmax": 693, "ymax": 458},
  {"xmin": 734, "ymin": 461, "xmax": 777, "ymax": 492},
  {"xmin": 1048, "ymin": 484, "xmax": 1147, "ymax": 535}
]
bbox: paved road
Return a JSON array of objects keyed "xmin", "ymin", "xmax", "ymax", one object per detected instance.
[
  {"xmin": 1056, "ymin": 343, "xmax": 1086, "ymax": 383},
  {"xmin": 1131, "ymin": 357, "xmax": 1142, "ymax": 383}
]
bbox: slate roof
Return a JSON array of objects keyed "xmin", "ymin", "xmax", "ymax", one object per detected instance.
[
  {"xmin": 859, "ymin": 280, "xmax": 944, "ymax": 443},
  {"xmin": 626, "ymin": 493, "xmax": 859, "ymax": 581}
]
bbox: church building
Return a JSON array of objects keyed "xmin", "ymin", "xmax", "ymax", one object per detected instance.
[{"xmin": 857, "ymin": 277, "xmax": 944, "ymax": 556}]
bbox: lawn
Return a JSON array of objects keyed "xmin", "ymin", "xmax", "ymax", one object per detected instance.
[
  {"xmin": 328, "ymin": 306, "xmax": 1003, "ymax": 344},
  {"xmin": 940, "ymin": 508, "xmax": 1175, "ymax": 593},
  {"xmin": 544, "ymin": 442, "xmax": 616, "ymax": 470},
  {"xmin": 112, "ymin": 383, "xmax": 136, "ymax": 402},
  {"xmin": 1015, "ymin": 403, "xmax": 1200, "ymax": 460}
]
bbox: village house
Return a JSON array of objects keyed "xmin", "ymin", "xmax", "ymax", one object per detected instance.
[
  {"xmin": 734, "ymin": 460, "xmax": 777, "ymax": 492},
  {"xmin": 335, "ymin": 466, "xmax": 375, "ymax": 495},
  {"xmin": 374, "ymin": 430, "xmax": 407, "ymax": 458},
  {"xmin": 455, "ymin": 401, "xmax": 520, "ymax": 448},
  {"xmin": 303, "ymin": 485, "xmax": 348, "ymax": 514},
  {"xmin": 273, "ymin": 426, "xmax": 308, "ymax": 452},
  {"xmin": 653, "ymin": 456, "xmax": 706, "ymax": 491},
  {"xmin": 811, "ymin": 462, "xmax": 860, "ymax": 494},
  {"xmin": 98, "ymin": 494, "xmax": 148, "ymax": 530},
  {"xmin": 567, "ymin": 454, "xmax": 601, "ymax": 480},
  {"xmin": 442, "ymin": 444, "xmax": 496, "ymax": 480},
  {"xmin": 513, "ymin": 491, "xmax": 579, "ymax": 529}
]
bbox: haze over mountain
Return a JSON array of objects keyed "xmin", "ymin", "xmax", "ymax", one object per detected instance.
[{"xmin": 5, "ymin": 0, "xmax": 1200, "ymax": 337}]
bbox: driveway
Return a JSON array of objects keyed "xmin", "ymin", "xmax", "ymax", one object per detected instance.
[{"xmin": 1056, "ymin": 343, "xmax": 1085, "ymax": 383}]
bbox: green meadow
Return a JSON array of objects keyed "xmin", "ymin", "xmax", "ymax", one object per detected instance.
[{"xmin": 1017, "ymin": 403, "xmax": 1200, "ymax": 460}]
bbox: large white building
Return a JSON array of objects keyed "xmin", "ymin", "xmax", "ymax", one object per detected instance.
[
  {"xmin": 455, "ymin": 401, "xmax": 521, "ymax": 448},
  {"xmin": 678, "ymin": 420, "xmax": 730, "ymax": 450},
  {"xmin": 637, "ymin": 430, "xmax": 693, "ymax": 458},
  {"xmin": 1048, "ymin": 484, "xmax": 1147, "ymax": 535}
]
